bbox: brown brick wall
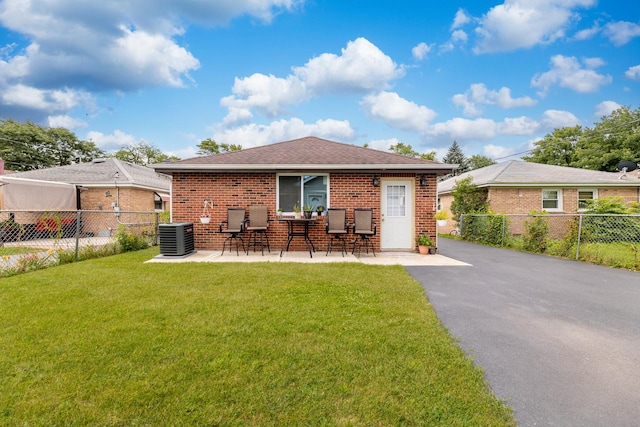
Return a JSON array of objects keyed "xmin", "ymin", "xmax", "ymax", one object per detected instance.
[
  {"xmin": 171, "ymin": 172, "xmax": 438, "ymax": 251},
  {"xmin": 80, "ymin": 187, "xmax": 159, "ymax": 211},
  {"xmin": 439, "ymin": 186, "xmax": 640, "ymax": 225}
]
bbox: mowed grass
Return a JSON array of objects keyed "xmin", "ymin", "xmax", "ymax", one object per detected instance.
[{"xmin": 0, "ymin": 248, "xmax": 515, "ymax": 426}]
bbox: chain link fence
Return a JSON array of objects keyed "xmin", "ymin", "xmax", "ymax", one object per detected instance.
[
  {"xmin": 1, "ymin": 210, "xmax": 161, "ymax": 276},
  {"xmin": 456, "ymin": 213, "xmax": 640, "ymax": 270}
]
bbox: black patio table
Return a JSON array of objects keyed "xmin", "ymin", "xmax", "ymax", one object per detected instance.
[{"xmin": 279, "ymin": 217, "xmax": 316, "ymax": 257}]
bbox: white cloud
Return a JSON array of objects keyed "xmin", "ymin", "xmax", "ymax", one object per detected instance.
[
  {"xmin": 86, "ymin": 129, "xmax": 143, "ymax": 151},
  {"xmin": 573, "ymin": 22, "xmax": 601, "ymax": 41},
  {"xmin": 482, "ymin": 144, "xmax": 517, "ymax": 159},
  {"xmin": 0, "ymin": 0, "xmax": 299, "ymax": 118},
  {"xmin": 452, "ymin": 83, "xmax": 537, "ymax": 116},
  {"xmin": 497, "ymin": 116, "xmax": 539, "ymax": 135},
  {"xmin": 531, "ymin": 55, "xmax": 612, "ymax": 96},
  {"xmin": 625, "ymin": 65, "xmax": 640, "ymax": 81},
  {"xmin": 366, "ymin": 138, "xmax": 401, "ymax": 152},
  {"xmin": 602, "ymin": 21, "xmax": 640, "ymax": 46},
  {"xmin": 473, "ymin": 0, "xmax": 597, "ymax": 54},
  {"xmin": 221, "ymin": 38, "xmax": 404, "ymax": 120},
  {"xmin": 412, "ymin": 42, "xmax": 433, "ymax": 61},
  {"xmin": 293, "ymin": 38, "xmax": 403, "ymax": 94},
  {"xmin": 539, "ymin": 109, "xmax": 581, "ymax": 130},
  {"xmin": 1, "ymin": 83, "xmax": 92, "ymax": 112},
  {"xmin": 428, "ymin": 117, "xmax": 499, "ymax": 141},
  {"xmin": 220, "ymin": 74, "xmax": 308, "ymax": 118},
  {"xmin": 594, "ymin": 101, "xmax": 622, "ymax": 119},
  {"xmin": 48, "ymin": 115, "xmax": 88, "ymax": 129},
  {"xmin": 451, "ymin": 8, "xmax": 472, "ymax": 30},
  {"xmin": 213, "ymin": 117, "xmax": 355, "ymax": 149},
  {"xmin": 451, "ymin": 30, "xmax": 468, "ymax": 44},
  {"xmin": 361, "ymin": 91, "xmax": 437, "ymax": 133}
]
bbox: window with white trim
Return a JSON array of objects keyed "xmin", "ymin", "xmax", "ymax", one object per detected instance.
[
  {"xmin": 277, "ymin": 174, "xmax": 328, "ymax": 212},
  {"xmin": 577, "ymin": 189, "xmax": 597, "ymax": 211},
  {"xmin": 542, "ymin": 189, "xmax": 562, "ymax": 211}
]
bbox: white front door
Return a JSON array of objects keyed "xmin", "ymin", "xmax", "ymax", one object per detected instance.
[{"xmin": 380, "ymin": 180, "xmax": 413, "ymax": 250}]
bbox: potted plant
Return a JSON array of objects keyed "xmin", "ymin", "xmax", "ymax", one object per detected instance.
[
  {"xmin": 316, "ymin": 205, "xmax": 325, "ymax": 216},
  {"xmin": 434, "ymin": 210, "xmax": 449, "ymax": 227},
  {"xmin": 293, "ymin": 202, "xmax": 301, "ymax": 219},
  {"xmin": 303, "ymin": 204, "xmax": 313, "ymax": 219},
  {"xmin": 276, "ymin": 207, "xmax": 283, "ymax": 217},
  {"xmin": 200, "ymin": 200, "xmax": 213, "ymax": 224},
  {"xmin": 415, "ymin": 233, "xmax": 434, "ymax": 255}
]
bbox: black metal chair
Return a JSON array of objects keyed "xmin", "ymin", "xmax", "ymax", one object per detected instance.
[
  {"xmin": 219, "ymin": 208, "xmax": 246, "ymax": 255},
  {"xmin": 325, "ymin": 208, "xmax": 348, "ymax": 256},
  {"xmin": 352, "ymin": 208, "xmax": 376, "ymax": 257},
  {"xmin": 245, "ymin": 205, "xmax": 270, "ymax": 255}
]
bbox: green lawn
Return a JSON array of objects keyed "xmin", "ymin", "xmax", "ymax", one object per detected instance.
[{"xmin": 0, "ymin": 248, "xmax": 515, "ymax": 426}]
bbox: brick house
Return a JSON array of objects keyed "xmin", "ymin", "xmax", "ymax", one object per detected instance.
[
  {"xmin": 1, "ymin": 158, "xmax": 171, "ymax": 212},
  {"xmin": 437, "ymin": 160, "xmax": 640, "ymax": 233},
  {"xmin": 152, "ymin": 136, "xmax": 456, "ymax": 252}
]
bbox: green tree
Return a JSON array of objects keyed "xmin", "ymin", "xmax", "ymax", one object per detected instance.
[
  {"xmin": 450, "ymin": 176, "xmax": 488, "ymax": 222},
  {"xmin": 113, "ymin": 141, "xmax": 178, "ymax": 165},
  {"xmin": 196, "ymin": 138, "xmax": 242, "ymax": 155},
  {"xmin": 389, "ymin": 142, "xmax": 436, "ymax": 160},
  {"xmin": 0, "ymin": 119, "xmax": 104, "ymax": 171},
  {"xmin": 522, "ymin": 126, "xmax": 582, "ymax": 167},
  {"xmin": 467, "ymin": 154, "xmax": 496, "ymax": 170},
  {"xmin": 571, "ymin": 106, "xmax": 640, "ymax": 171},
  {"xmin": 442, "ymin": 141, "xmax": 468, "ymax": 173}
]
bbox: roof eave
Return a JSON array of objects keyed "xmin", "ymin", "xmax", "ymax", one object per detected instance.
[{"xmin": 152, "ymin": 163, "xmax": 458, "ymax": 175}]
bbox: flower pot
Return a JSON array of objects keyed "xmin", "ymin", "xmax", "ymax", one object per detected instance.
[
  {"xmin": 418, "ymin": 245, "xmax": 430, "ymax": 255},
  {"xmin": 304, "ymin": 211, "xmax": 313, "ymax": 219},
  {"xmin": 436, "ymin": 219, "xmax": 448, "ymax": 227},
  {"xmin": 294, "ymin": 212, "xmax": 301, "ymax": 219},
  {"xmin": 200, "ymin": 217, "xmax": 211, "ymax": 224}
]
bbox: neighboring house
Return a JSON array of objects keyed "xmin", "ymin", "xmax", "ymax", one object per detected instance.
[
  {"xmin": 152, "ymin": 136, "xmax": 456, "ymax": 252},
  {"xmin": 437, "ymin": 160, "xmax": 640, "ymax": 232},
  {"xmin": 1, "ymin": 158, "xmax": 171, "ymax": 212}
]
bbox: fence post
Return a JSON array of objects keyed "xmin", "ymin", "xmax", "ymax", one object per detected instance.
[
  {"xmin": 460, "ymin": 214, "xmax": 464, "ymax": 238},
  {"xmin": 501, "ymin": 215, "xmax": 506, "ymax": 247},
  {"xmin": 75, "ymin": 210, "xmax": 82, "ymax": 261},
  {"xmin": 575, "ymin": 214, "xmax": 583, "ymax": 260}
]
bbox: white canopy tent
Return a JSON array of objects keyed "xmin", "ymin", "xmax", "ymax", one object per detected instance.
[{"xmin": 0, "ymin": 176, "xmax": 77, "ymax": 210}]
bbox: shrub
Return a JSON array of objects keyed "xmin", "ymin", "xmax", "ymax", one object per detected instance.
[
  {"xmin": 522, "ymin": 212, "xmax": 549, "ymax": 253},
  {"xmin": 116, "ymin": 225, "xmax": 150, "ymax": 252}
]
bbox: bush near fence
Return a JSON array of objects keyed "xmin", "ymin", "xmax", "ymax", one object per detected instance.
[
  {"xmin": 0, "ymin": 210, "xmax": 162, "ymax": 277},
  {"xmin": 455, "ymin": 213, "xmax": 640, "ymax": 271}
]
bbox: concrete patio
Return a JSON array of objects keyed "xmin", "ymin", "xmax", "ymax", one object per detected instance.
[{"xmin": 148, "ymin": 249, "xmax": 470, "ymax": 266}]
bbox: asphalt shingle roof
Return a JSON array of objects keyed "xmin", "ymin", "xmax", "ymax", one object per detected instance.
[
  {"xmin": 8, "ymin": 158, "xmax": 171, "ymax": 192},
  {"xmin": 153, "ymin": 136, "xmax": 456, "ymax": 174},
  {"xmin": 438, "ymin": 160, "xmax": 640, "ymax": 193}
]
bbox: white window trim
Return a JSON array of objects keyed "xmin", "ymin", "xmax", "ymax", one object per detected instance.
[
  {"xmin": 577, "ymin": 188, "xmax": 598, "ymax": 212},
  {"xmin": 276, "ymin": 173, "xmax": 330, "ymax": 213},
  {"xmin": 542, "ymin": 188, "xmax": 563, "ymax": 212}
]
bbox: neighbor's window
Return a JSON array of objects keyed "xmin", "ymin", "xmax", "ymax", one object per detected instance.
[
  {"xmin": 542, "ymin": 189, "xmax": 562, "ymax": 211},
  {"xmin": 578, "ymin": 189, "xmax": 597, "ymax": 211},
  {"xmin": 277, "ymin": 174, "xmax": 328, "ymax": 212}
]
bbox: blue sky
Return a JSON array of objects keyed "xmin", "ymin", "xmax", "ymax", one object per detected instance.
[{"xmin": 1, "ymin": 0, "xmax": 639, "ymax": 161}]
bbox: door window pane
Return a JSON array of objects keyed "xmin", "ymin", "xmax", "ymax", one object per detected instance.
[{"xmin": 386, "ymin": 185, "xmax": 406, "ymax": 217}]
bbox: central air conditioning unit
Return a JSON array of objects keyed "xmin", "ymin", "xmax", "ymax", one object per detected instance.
[{"xmin": 159, "ymin": 223, "xmax": 195, "ymax": 256}]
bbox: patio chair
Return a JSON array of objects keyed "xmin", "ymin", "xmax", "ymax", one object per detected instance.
[
  {"xmin": 219, "ymin": 208, "xmax": 246, "ymax": 255},
  {"xmin": 325, "ymin": 208, "xmax": 348, "ymax": 256},
  {"xmin": 352, "ymin": 208, "xmax": 376, "ymax": 257},
  {"xmin": 245, "ymin": 205, "xmax": 271, "ymax": 255}
]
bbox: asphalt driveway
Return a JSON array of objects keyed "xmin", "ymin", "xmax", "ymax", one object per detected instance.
[{"xmin": 406, "ymin": 239, "xmax": 640, "ymax": 427}]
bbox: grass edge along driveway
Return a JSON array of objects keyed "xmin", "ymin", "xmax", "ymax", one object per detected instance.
[{"xmin": 0, "ymin": 248, "xmax": 515, "ymax": 426}]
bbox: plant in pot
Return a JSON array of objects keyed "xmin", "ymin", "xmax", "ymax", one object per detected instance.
[
  {"xmin": 316, "ymin": 205, "xmax": 325, "ymax": 216},
  {"xmin": 200, "ymin": 199, "xmax": 213, "ymax": 224},
  {"xmin": 434, "ymin": 210, "xmax": 449, "ymax": 226},
  {"xmin": 293, "ymin": 202, "xmax": 301, "ymax": 219},
  {"xmin": 303, "ymin": 204, "xmax": 313, "ymax": 219},
  {"xmin": 276, "ymin": 207, "xmax": 283, "ymax": 217},
  {"xmin": 415, "ymin": 233, "xmax": 434, "ymax": 255}
]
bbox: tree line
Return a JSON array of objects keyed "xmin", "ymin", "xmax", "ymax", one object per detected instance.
[{"xmin": 2, "ymin": 105, "xmax": 637, "ymax": 171}]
